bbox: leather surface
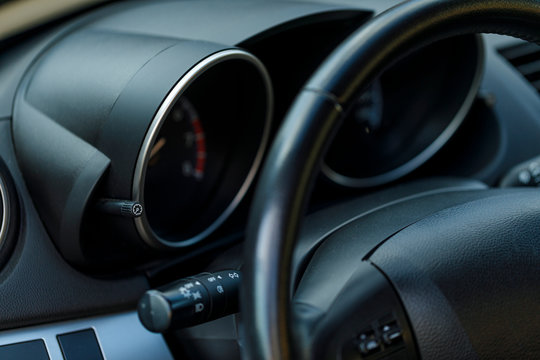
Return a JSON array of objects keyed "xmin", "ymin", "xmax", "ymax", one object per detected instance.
[
  {"xmin": 243, "ymin": 91, "xmax": 342, "ymax": 360},
  {"xmin": 370, "ymin": 192, "xmax": 540, "ymax": 359},
  {"xmin": 293, "ymin": 178, "xmax": 487, "ymax": 288},
  {"xmin": 243, "ymin": 0, "xmax": 540, "ymax": 359},
  {"xmin": 294, "ymin": 188, "xmax": 507, "ymax": 312}
]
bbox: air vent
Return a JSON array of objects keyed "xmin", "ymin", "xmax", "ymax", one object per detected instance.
[
  {"xmin": 499, "ymin": 42, "xmax": 540, "ymax": 92},
  {"xmin": 0, "ymin": 158, "xmax": 18, "ymax": 270}
]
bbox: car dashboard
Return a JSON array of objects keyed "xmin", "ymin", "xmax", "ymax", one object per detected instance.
[{"xmin": 0, "ymin": 0, "xmax": 539, "ymax": 359}]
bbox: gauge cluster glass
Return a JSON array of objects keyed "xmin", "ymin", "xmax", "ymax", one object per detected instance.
[
  {"xmin": 322, "ymin": 35, "xmax": 482, "ymax": 188},
  {"xmin": 0, "ymin": 176, "xmax": 5, "ymax": 245},
  {"xmin": 144, "ymin": 98, "xmax": 208, "ymax": 238},
  {"xmin": 138, "ymin": 52, "xmax": 272, "ymax": 246},
  {"xmin": 0, "ymin": 169, "xmax": 15, "ymax": 266}
]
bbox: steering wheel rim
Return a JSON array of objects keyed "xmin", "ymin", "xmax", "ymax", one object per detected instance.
[{"xmin": 242, "ymin": 0, "xmax": 540, "ymax": 359}]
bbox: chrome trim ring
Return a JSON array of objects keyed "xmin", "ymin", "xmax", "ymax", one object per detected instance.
[
  {"xmin": 132, "ymin": 49, "xmax": 273, "ymax": 249},
  {"xmin": 322, "ymin": 35, "xmax": 485, "ymax": 188},
  {"xmin": 0, "ymin": 174, "xmax": 9, "ymax": 250}
]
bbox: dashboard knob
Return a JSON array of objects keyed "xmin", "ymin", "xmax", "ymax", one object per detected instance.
[{"xmin": 95, "ymin": 199, "xmax": 143, "ymax": 218}]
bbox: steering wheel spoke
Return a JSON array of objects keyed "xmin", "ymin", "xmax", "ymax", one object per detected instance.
[{"xmin": 293, "ymin": 261, "xmax": 416, "ymax": 360}]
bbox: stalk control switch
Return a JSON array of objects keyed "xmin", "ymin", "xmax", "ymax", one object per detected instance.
[{"xmin": 138, "ymin": 270, "xmax": 241, "ymax": 332}]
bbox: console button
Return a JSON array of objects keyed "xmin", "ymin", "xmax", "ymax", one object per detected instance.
[
  {"xmin": 0, "ymin": 339, "xmax": 49, "ymax": 360},
  {"xmin": 57, "ymin": 329, "xmax": 104, "ymax": 360},
  {"xmin": 357, "ymin": 331, "xmax": 380, "ymax": 356},
  {"xmin": 381, "ymin": 322, "xmax": 402, "ymax": 346}
]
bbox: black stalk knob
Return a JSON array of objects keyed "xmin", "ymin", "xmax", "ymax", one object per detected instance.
[{"xmin": 138, "ymin": 270, "xmax": 242, "ymax": 332}]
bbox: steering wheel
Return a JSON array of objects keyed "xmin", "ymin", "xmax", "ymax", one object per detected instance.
[{"xmin": 242, "ymin": 0, "xmax": 540, "ymax": 359}]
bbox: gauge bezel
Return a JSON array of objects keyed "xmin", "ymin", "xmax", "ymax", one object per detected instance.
[
  {"xmin": 0, "ymin": 174, "xmax": 8, "ymax": 249},
  {"xmin": 132, "ymin": 49, "xmax": 273, "ymax": 249},
  {"xmin": 321, "ymin": 35, "xmax": 485, "ymax": 188}
]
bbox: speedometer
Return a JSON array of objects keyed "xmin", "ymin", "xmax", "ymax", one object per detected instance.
[{"xmin": 322, "ymin": 35, "xmax": 483, "ymax": 188}]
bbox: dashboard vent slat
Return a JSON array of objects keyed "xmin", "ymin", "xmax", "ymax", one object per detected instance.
[{"xmin": 499, "ymin": 42, "xmax": 540, "ymax": 93}]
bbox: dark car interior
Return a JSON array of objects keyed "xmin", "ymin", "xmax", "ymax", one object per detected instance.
[{"xmin": 0, "ymin": 0, "xmax": 539, "ymax": 359}]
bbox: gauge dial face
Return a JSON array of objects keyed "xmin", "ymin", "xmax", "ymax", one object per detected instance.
[
  {"xmin": 323, "ymin": 36, "xmax": 481, "ymax": 189},
  {"xmin": 0, "ymin": 179, "xmax": 4, "ymax": 242},
  {"xmin": 323, "ymin": 71, "xmax": 465, "ymax": 188},
  {"xmin": 144, "ymin": 98, "xmax": 208, "ymax": 238},
  {"xmin": 135, "ymin": 51, "xmax": 272, "ymax": 248},
  {"xmin": 323, "ymin": 81, "xmax": 388, "ymax": 186},
  {"xmin": 0, "ymin": 174, "xmax": 8, "ymax": 248},
  {"xmin": 149, "ymin": 99, "xmax": 206, "ymax": 181}
]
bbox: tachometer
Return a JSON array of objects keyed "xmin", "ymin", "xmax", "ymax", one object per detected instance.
[
  {"xmin": 0, "ymin": 175, "xmax": 6, "ymax": 247},
  {"xmin": 148, "ymin": 98, "xmax": 206, "ymax": 182},
  {"xmin": 12, "ymin": 22, "xmax": 272, "ymax": 265},
  {"xmin": 134, "ymin": 49, "xmax": 273, "ymax": 248},
  {"xmin": 144, "ymin": 98, "xmax": 208, "ymax": 239},
  {"xmin": 0, "ymin": 161, "xmax": 17, "ymax": 269}
]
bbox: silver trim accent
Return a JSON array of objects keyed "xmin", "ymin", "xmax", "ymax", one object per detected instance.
[
  {"xmin": 0, "ymin": 311, "xmax": 173, "ymax": 360},
  {"xmin": 322, "ymin": 35, "xmax": 486, "ymax": 188},
  {"xmin": 0, "ymin": 174, "xmax": 9, "ymax": 250},
  {"xmin": 132, "ymin": 49, "xmax": 273, "ymax": 249}
]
